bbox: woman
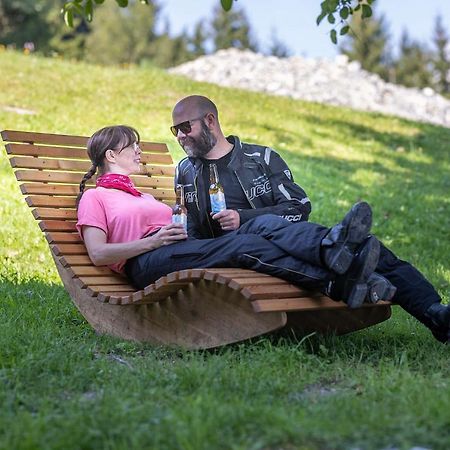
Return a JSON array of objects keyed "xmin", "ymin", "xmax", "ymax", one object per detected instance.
[{"xmin": 76, "ymin": 125, "xmax": 390, "ymax": 308}]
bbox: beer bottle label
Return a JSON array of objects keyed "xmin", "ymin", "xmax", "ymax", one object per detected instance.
[
  {"xmin": 210, "ymin": 192, "xmax": 226, "ymax": 214},
  {"xmin": 172, "ymin": 213, "xmax": 187, "ymax": 231}
]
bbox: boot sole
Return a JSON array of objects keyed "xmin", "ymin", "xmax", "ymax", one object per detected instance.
[
  {"xmin": 328, "ymin": 202, "xmax": 373, "ymax": 274},
  {"xmin": 368, "ymin": 280, "xmax": 397, "ymax": 303},
  {"xmin": 345, "ymin": 236, "xmax": 380, "ymax": 309},
  {"xmin": 345, "ymin": 201, "xmax": 373, "ymax": 244}
]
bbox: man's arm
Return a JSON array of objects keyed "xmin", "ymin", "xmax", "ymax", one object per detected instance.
[{"xmin": 239, "ymin": 150, "xmax": 311, "ymax": 224}]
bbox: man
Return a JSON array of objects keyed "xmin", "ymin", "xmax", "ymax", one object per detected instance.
[{"xmin": 172, "ymin": 95, "xmax": 449, "ymax": 343}]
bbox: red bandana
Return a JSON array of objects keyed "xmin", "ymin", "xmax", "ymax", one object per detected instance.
[{"xmin": 96, "ymin": 174, "xmax": 142, "ymax": 197}]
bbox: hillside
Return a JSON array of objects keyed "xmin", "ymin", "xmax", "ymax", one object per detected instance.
[
  {"xmin": 0, "ymin": 50, "xmax": 449, "ymax": 450},
  {"xmin": 1, "ymin": 49, "xmax": 449, "ymax": 283}
]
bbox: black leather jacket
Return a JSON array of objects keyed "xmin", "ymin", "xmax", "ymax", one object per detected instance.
[{"xmin": 174, "ymin": 136, "xmax": 311, "ymax": 239}]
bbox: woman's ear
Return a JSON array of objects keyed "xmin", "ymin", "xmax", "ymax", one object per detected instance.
[{"xmin": 104, "ymin": 149, "xmax": 116, "ymax": 164}]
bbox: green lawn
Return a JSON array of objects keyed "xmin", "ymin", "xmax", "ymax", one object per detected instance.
[{"xmin": 0, "ymin": 49, "xmax": 449, "ymax": 450}]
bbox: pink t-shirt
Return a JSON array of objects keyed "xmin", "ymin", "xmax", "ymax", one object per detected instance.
[{"xmin": 77, "ymin": 187, "xmax": 172, "ymax": 273}]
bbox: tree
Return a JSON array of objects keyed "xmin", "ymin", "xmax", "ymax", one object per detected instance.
[
  {"xmin": 188, "ymin": 21, "xmax": 207, "ymax": 58},
  {"xmin": 267, "ymin": 29, "xmax": 291, "ymax": 58},
  {"xmin": 340, "ymin": 10, "xmax": 392, "ymax": 80},
  {"xmin": 0, "ymin": 0, "xmax": 55, "ymax": 51},
  {"xmin": 210, "ymin": 4, "xmax": 258, "ymax": 52},
  {"xmin": 394, "ymin": 30, "xmax": 433, "ymax": 89},
  {"xmin": 83, "ymin": 0, "xmax": 159, "ymax": 65},
  {"xmin": 61, "ymin": 0, "xmax": 377, "ymax": 44},
  {"xmin": 431, "ymin": 14, "xmax": 450, "ymax": 95}
]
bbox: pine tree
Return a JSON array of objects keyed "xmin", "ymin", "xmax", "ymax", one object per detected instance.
[
  {"xmin": 340, "ymin": 10, "xmax": 392, "ymax": 81},
  {"xmin": 267, "ymin": 29, "xmax": 291, "ymax": 58},
  {"xmin": 210, "ymin": 5, "xmax": 258, "ymax": 52},
  {"xmin": 432, "ymin": 15, "xmax": 450, "ymax": 95},
  {"xmin": 394, "ymin": 30, "xmax": 433, "ymax": 89},
  {"xmin": 188, "ymin": 21, "xmax": 207, "ymax": 58}
]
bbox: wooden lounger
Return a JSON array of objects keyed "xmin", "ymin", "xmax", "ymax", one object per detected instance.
[{"xmin": 2, "ymin": 130, "xmax": 392, "ymax": 349}]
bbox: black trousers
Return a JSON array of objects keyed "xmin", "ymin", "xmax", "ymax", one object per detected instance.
[
  {"xmin": 125, "ymin": 215, "xmax": 331, "ymax": 291},
  {"xmin": 376, "ymin": 243, "xmax": 441, "ymax": 329}
]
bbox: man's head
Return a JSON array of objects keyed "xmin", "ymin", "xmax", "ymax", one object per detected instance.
[{"xmin": 171, "ymin": 95, "xmax": 221, "ymax": 158}]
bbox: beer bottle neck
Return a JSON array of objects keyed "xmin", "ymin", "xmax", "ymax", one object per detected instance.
[{"xmin": 210, "ymin": 163, "xmax": 219, "ymax": 185}]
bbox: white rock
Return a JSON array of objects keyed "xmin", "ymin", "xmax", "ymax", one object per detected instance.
[{"xmin": 168, "ymin": 49, "xmax": 450, "ymax": 128}]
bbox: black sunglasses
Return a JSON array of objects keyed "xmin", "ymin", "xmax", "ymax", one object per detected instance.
[{"xmin": 170, "ymin": 115, "xmax": 205, "ymax": 137}]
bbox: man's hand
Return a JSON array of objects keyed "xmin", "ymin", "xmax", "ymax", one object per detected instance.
[{"xmin": 211, "ymin": 209, "xmax": 240, "ymax": 231}]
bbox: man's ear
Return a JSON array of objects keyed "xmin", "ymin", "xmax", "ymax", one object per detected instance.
[{"xmin": 205, "ymin": 112, "xmax": 216, "ymax": 128}]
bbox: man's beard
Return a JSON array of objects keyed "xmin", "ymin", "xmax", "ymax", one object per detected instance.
[{"xmin": 182, "ymin": 122, "xmax": 217, "ymax": 158}]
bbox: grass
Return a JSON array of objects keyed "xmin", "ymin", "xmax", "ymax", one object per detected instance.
[{"xmin": 0, "ymin": 49, "xmax": 449, "ymax": 450}]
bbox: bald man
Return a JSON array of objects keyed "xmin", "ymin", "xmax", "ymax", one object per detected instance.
[{"xmin": 171, "ymin": 95, "xmax": 449, "ymax": 343}]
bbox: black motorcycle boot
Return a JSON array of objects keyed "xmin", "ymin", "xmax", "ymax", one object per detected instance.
[
  {"xmin": 424, "ymin": 303, "xmax": 450, "ymax": 344},
  {"xmin": 321, "ymin": 201, "xmax": 373, "ymax": 275},
  {"xmin": 366, "ymin": 272, "xmax": 397, "ymax": 303},
  {"xmin": 326, "ymin": 236, "xmax": 381, "ymax": 308}
]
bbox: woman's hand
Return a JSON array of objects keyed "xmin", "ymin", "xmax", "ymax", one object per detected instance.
[{"xmin": 151, "ymin": 223, "xmax": 188, "ymax": 247}]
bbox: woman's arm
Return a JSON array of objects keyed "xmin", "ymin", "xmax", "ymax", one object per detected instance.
[{"xmin": 82, "ymin": 224, "xmax": 187, "ymax": 266}]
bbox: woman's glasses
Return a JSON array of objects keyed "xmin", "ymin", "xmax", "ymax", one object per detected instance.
[{"xmin": 170, "ymin": 115, "xmax": 205, "ymax": 137}]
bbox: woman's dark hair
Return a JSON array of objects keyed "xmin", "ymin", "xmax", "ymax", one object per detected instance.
[{"xmin": 76, "ymin": 125, "xmax": 140, "ymax": 206}]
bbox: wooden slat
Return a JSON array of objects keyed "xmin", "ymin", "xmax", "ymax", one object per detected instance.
[
  {"xmin": 5, "ymin": 143, "xmax": 173, "ymax": 161},
  {"xmin": 2, "ymin": 130, "xmax": 170, "ymax": 153},
  {"xmin": 68, "ymin": 265, "xmax": 113, "ymax": 276},
  {"xmin": 40, "ymin": 220, "xmax": 77, "ymax": 232},
  {"xmin": 252, "ymin": 297, "xmax": 349, "ymax": 312},
  {"xmin": 20, "ymin": 183, "xmax": 175, "ymax": 200},
  {"xmin": 86, "ymin": 285, "xmax": 134, "ymax": 294},
  {"xmin": 11, "ymin": 159, "xmax": 169, "ymax": 176},
  {"xmin": 3, "ymin": 132, "xmax": 89, "ymax": 147},
  {"xmin": 78, "ymin": 276, "xmax": 129, "ymax": 287},
  {"xmin": 33, "ymin": 208, "xmax": 77, "ymax": 220},
  {"xmin": 53, "ymin": 243, "xmax": 87, "ymax": 255},
  {"xmin": 60, "ymin": 255, "xmax": 94, "ymax": 266},
  {"xmin": 45, "ymin": 232, "xmax": 82, "ymax": 243},
  {"xmin": 21, "ymin": 183, "xmax": 80, "ymax": 196},
  {"xmin": 10, "ymin": 156, "xmax": 91, "ymax": 171},
  {"xmin": 6, "ymin": 143, "xmax": 88, "ymax": 159},
  {"xmin": 241, "ymin": 284, "xmax": 314, "ymax": 300},
  {"xmin": 27, "ymin": 195, "xmax": 77, "ymax": 208},
  {"xmin": 15, "ymin": 170, "xmax": 174, "ymax": 187}
]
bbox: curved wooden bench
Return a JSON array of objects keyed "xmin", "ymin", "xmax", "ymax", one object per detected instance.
[{"xmin": 2, "ymin": 129, "xmax": 392, "ymax": 349}]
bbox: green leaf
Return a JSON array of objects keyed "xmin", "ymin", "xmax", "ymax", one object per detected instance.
[
  {"xmin": 362, "ymin": 4, "xmax": 372, "ymax": 18},
  {"xmin": 64, "ymin": 9, "xmax": 74, "ymax": 27},
  {"xmin": 115, "ymin": 0, "xmax": 129, "ymax": 7},
  {"xmin": 221, "ymin": 0, "xmax": 233, "ymax": 11},
  {"xmin": 339, "ymin": 6, "xmax": 349, "ymax": 20},
  {"xmin": 94, "ymin": 0, "xmax": 105, "ymax": 4},
  {"xmin": 327, "ymin": 13, "xmax": 336, "ymax": 24},
  {"xmin": 354, "ymin": 4, "xmax": 361, "ymax": 11},
  {"xmin": 85, "ymin": 0, "xmax": 93, "ymax": 22},
  {"xmin": 330, "ymin": 29, "xmax": 337, "ymax": 44},
  {"xmin": 328, "ymin": 0, "xmax": 338, "ymax": 11},
  {"xmin": 319, "ymin": 1, "xmax": 329, "ymax": 14},
  {"xmin": 340, "ymin": 25, "xmax": 350, "ymax": 35},
  {"xmin": 316, "ymin": 11, "xmax": 327, "ymax": 26}
]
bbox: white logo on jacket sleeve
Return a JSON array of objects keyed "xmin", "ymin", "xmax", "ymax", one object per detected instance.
[
  {"xmin": 284, "ymin": 169, "xmax": 292, "ymax": 180},
  {"xmin": 185, "ymin": 191, "xmax": 197, "ymax": 203}
]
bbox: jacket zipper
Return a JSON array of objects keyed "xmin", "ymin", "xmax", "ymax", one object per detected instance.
[
  {"xmin": 194, "ymin": 172, "xmax": 215, "ymax": 237},
  {"xmin": 234, "ymin": 170, "xmax": 256, "ymax": 209}
]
